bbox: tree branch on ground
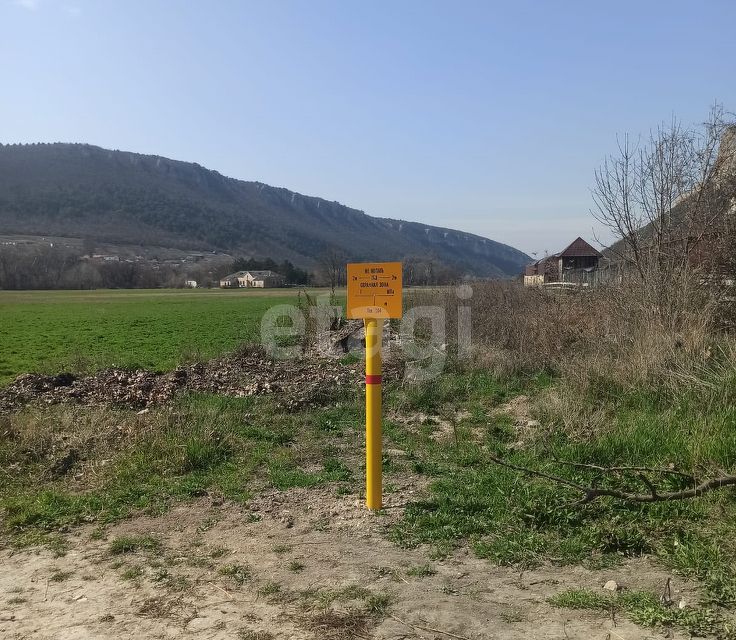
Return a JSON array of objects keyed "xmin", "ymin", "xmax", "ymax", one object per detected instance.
[{"xmin": 487, "ymin": 454, "xmax": 736, "ymax": 504}]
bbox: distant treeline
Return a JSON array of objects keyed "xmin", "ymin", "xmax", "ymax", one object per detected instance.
[
  {"xmin": 0, "ymin": 245, "xmax": 184, "ymax": 290},
  {"xmin": 0, "ymin": 245, "xmax": 314, "ymax": 290},
  {"xmin": 402, "ymin": 255, "xmax": 462, "ymax": 286},
  {"xmin": 0, "ymin": 243, "xmax": 465, "ymax": 290}
]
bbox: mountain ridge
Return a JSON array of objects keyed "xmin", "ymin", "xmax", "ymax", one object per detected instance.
[{"xmin": 0, "ymin": 142, "xmax": 531, "ymax": 277}]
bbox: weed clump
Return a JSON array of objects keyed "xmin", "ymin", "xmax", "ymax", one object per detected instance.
[
  {"xmin": 109, "ymin": 534, "xmax": 161, "ymax": 555},
  {"xmin": 549, "ymin": 588, "xmax": 735, "ymax": 638},
  {"xmin": 219, "ymin": 563, "xmax": 252, "ymax": 586}
]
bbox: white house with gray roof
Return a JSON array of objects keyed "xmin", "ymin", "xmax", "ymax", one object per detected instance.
[{"xmin": 219, "ymin": 270, "xmax": 285, "ymax": 288}]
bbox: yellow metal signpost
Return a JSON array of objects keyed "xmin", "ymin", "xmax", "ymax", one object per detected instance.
[{"xmin": 347, "ymin": 262, "xmax": 403, "ymax": 510}]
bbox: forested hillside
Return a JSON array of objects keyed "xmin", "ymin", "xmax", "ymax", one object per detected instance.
[{"xmin": 0, "ymin": 143, "xmax": 531, "ymax": 278}]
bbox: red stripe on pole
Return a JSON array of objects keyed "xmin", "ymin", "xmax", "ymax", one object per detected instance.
[{"xmin": 365, "ymin": 374, "xmax": 382, "ymax": 385}]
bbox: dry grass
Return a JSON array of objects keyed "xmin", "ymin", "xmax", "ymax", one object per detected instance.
[
  {"xmin": 1, "ymin": 405, "xmax": 128, "ymax": 462},
  {"xmin": 238, "ymin": 631, "xmax": 275, "ymax": 640},
  {"xmin": 302, "ymin": 608, "xmax": 373, "ymax": 640},
  {"xmin": 137, "ymin": 595, "xmax": 187, "ymax": 620},
  {"xmin": 412, "ymin": 278, "xmax": 728, "ymax": 392},
  {"xmin": 407, "ymin": 277, "xmax": 736, "ymax": 445}
]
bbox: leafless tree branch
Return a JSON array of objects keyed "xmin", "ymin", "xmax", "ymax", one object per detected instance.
[
  {"xmin": 548, "ymin": 458, "xmax": 696, "ymax": 481},
  {"xmin": 487, "ymin": 454, "xmax": 736, "ymax": 504},
  {"xmin": 591, "ymin": 104, "xmax": 736, "ymax": 304}
]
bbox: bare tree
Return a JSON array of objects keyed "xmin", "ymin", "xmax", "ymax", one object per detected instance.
[
  {"xmin": 403, "ymin": 255, "xmax": 461, "ymax": 286},
  {"xmin": 592, "ymin": 105, "xmax": 736, "ymax": 295},
  {"xmin": 317, "ymin": 247, "xmax": 347, "ymax": 292}
]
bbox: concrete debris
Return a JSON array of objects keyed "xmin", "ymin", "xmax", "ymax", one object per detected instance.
[{"xmin": 603, "ymin": 580, "xmax": 620, "ymax": 592}]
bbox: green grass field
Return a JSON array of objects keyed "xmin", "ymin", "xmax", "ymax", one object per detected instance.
[{"xmin": 0, "ymin": 288, "xmax": 337, "ymax": 384}]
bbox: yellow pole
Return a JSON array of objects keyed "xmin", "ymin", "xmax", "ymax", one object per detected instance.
[{"xmin": 364, "ymin": 317, "xmax": 382, "ymax": 510}]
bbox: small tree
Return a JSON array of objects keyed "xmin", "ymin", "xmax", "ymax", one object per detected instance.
[
  {"xmin": 317, "ymin": 247, "xmax": 347, "ymax": 292},
  {"xmin": 592, "ymin": 105, "xmax": 736, "ymax": 305}
]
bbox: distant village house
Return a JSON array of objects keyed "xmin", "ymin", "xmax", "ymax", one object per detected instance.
[
  {"xmin": 219, "ymin": 270, "xmax": 285, "ymax": 288},
  {"xmin": 524, "ymin": 237, "xmax": 602, "ymax": 287}
]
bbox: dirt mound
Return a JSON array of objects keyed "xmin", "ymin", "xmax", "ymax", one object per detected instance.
[{"xmin": 0, "ymin": 348, "xmax": 405, "ymax": 414}]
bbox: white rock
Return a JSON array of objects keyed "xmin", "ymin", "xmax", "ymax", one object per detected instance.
[{"xmin": 603, "ymin": 580, "xmax": 619, "ymax": 592}]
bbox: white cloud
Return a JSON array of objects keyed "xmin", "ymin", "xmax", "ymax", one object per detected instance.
[
  {"xmin": 64, "ymin": 4, "xmax": 81, "ymax": 15},
  {"xmin": 13, "ymin": 0, "xmax": 39, "ymax": 10}
]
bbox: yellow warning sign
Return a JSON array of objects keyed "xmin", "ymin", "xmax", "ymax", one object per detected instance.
[{"xmin": 347, "ymin": 262, "xmax": 403, "ymax": 319}]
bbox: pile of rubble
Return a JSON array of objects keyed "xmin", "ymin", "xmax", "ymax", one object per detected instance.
[
  {"xmin": 0, "ymin": 333, "xmax": 405, "ymax": 414},
  {"xmin": 310, "ymin": 318, "xmax": 402, "ymax": 358}
]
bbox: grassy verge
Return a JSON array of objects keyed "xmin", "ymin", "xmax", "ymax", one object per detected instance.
[
  {"xmin": 549, "ymin": 588, "xmax": 734, "ymax": 638},
  {"xmin": 0, "ymin": 385, "xmax": 362, "ymax": 546},
  {"xmin": 385, "ymin": 363, "xmax": 736, "ymax": 637},
  {"xmin": 1, "ymin": 352, "xmax": 735, "ymax": 636}
]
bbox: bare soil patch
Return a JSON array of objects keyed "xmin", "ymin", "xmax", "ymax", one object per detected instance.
[{"xmin": 1, "ymin": 489, "xmax": 699, "ymax": 640}]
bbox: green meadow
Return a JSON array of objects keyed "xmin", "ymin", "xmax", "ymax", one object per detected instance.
[{"xmin": 0, "ymin": 288, "xmax": 335, "ymax": 384}]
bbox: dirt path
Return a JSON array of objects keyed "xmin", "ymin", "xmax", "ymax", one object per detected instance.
[{"xmin": 1, "ymin": 487, "xmax": 697, "ymax": 640}]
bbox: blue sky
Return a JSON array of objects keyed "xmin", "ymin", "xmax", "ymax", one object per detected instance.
[{"xmin": 2, "ymin": 0, "xmax": 735, "ymax": 255}]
